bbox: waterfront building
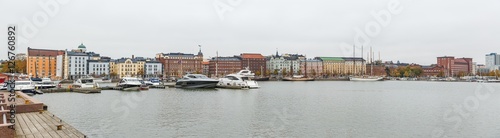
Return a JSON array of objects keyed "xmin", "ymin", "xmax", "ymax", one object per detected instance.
[
  {"xmin": 239, "ymin": 53, "xmax": 267, "ymax": 75},
  {"xmin": 144, "ymin": 60, "xmax": 163, "ymax": 78},
  {"xmin": 421, "ymin": 64, "xmax": 445, "ymax": 77},
  {"xmin": 202, "ymin": 61, "xmax": 209, "ymax": 75},
  {"xmin": 314, "ymin": 57, "xmax": 366, "ymax": 76},
  {"xmin": 437, "ymin": 56, "xmax": 473, "ymax": 77},
  {"xmin": 27, "ymin": 47, "xmax": 65, "ymax": 79},
  {"xmin": 156, "ymin": 49, "xmax": 203, "ymax": 78},
  {"xmin": 485, "ymin": 53, "xmax": 500, "ymax": 71},
  {"xmin": 67, "ymin": 51, "xmax": 89, "ymax": 80},
  {"xmin": 114, "ymin": 57, "xmax": 145, "ymax": 78},
  {"xmin": 300, "ymin": 59, "xmax": 323, "ymax": 77},
  {"xmin": 315, "ymin": 57, "xmax": 345, "ymax": 76},
  {"xmin": 267, "ymin": 52, "xmax": 304, "ymax": 76},
  {"xmin": 365, "ymin": 62, "xmax": 387, "ymax": 76},
  {"xmin": 342, "ymin": 57, "xmax": 366, "ymax": 76},
  {"xmin": 88, "ymin": 59, "xmax": 110, "ymax": 77},
  {"xmin": 208, "ymin": 56, "xmax": 241, "ymax": 77}
]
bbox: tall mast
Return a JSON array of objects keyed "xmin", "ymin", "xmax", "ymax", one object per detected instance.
[
  {"xmin": 370, "ymin": 46, "xmax": 374, "ymax": 76},
  {"xmin": 361, "ymin": 46, "xmax": 364, "ymax": 76},
  {"xmin": 353, "ymin": 44, "xmax": 356, "ymax": 76},
  {"xmin": 215, "ymin": 51, "xmax": 218, "ymax": 77}
]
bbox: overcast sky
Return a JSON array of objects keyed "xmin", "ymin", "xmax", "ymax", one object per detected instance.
[{"xmin": 1, "ymin": 0, "xmax": 499, "ymax": 65}]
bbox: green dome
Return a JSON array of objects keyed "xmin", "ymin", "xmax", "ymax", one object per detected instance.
[{"xmin": 78, "ymin": 43, "xmax": 86, "ymax": 49}]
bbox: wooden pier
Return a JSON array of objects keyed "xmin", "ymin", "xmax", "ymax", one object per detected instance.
[
  {"xmin": 15, "ymin": 111, "xmax": 86, "ymax": 138},
  {"xmin": 40, "ymin": 88, "xmax": 101, "ymax": 94},
  {"xmin": 0, "ymin": 92, "xmax": 87, "ymax": 138}
]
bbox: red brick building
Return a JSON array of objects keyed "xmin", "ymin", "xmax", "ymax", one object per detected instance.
[
  {"xmin": 437, "ymin": 56, "xmax": 473, "ymax": 76},
  {"xmin": 422, "ymin": 65, "xmax": 445, "ymax": 77},
  {"xmin": 208, "ymin": 57, "xmax": 241, "ymax": 77},
  {"xmin": 156, "ymin": 51, "xmax": 203, "ymax": 78},
  {"xmin": 239, "ymin": 53, "xmax": 266, "ymax": 74}
]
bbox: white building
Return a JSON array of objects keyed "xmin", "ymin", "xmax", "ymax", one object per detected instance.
[
  {"xmin": 88, "ymin": 59, "xmax": 110, "ymax": 77},
  {"xmin": 266, "ymin": 52, "xmax": 304, "ymax": 76},
  {"xmin": 485, "ymin": 53, "xmax": 500, "ymax": 71},
  {"xmin": 144, "ymin": 60, "xmax": 163, "ymax": 78},
  {"xmin": 67, "ymin": 52, "xmax": 89, "ymax": 80}
]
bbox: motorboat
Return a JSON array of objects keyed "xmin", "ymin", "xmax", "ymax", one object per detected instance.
[
  {"xmin": 117, "ymin": 77, "xmax": 142, "ymax": 89},
  {"xmin": 32, "ymin": 77, "xmax": 57, "ymax": 89},
  {"xmin": 138, "ymin": 78, "xmax": 149, "ymax": 90},
  {"xmin": 145, "ymin": 78, "xmax": 162, "ymax": 86},
  {"xmin": 217, "ymin": 73, "xmax": 260, "ymax": 89},
  {"xmin": 283, "ymin": 75, "xmax": 315, "ymax": 81},
  {"xmin": 14, "ymin": 80, "xmax": 42, "ymax": 94},
  {"xmin": 95, "ymin": 77, "xmax": 112, "ymax": 83},
  {"xmin": 175, "ymin": 74, "xmax": 219, "ymax": 89},
  {"xmin": 73, "ymin": 77, "xmax": 99, "ymax": 88},
  {"xmin": 349, "ymin": 76, "xmax": 384, "ymax": 81},
  {"xmin": 487, "ymin": 79, "xmax": 500, "ymax": 83}
]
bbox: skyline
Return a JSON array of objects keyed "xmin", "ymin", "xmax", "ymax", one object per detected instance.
[{"xmin": 1, "ymin": 0, "xmax": 500, "ymax": 65}]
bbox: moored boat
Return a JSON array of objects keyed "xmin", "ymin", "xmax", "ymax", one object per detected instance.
[
  {"xmin": 349, "ymin": 76, "xmax": 384, "ymax": 81},
  {"xmin": 117, "ymin": 77, "xmax": 142, "ymax": 89},
  {"xmin": 282, "ymin": 75, "xmax": 315, "ymax": 81},
  {"xmin": 217, "ymin": 73, "xmax": 260, "ymax": 89},
  {"xmin": 73, "ymin": 77, "xmax": 99, "ymax": 88},
  {"xmin": 175, "ymin": 74, "xmax": 219, "ymax": 89}
]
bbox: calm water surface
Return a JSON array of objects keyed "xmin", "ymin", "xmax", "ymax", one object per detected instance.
[{"xmin": 35, "ymin": 81, "xmax": 500, "ymax": 137}]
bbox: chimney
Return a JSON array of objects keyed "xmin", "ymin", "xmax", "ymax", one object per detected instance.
[{"xmin": 132, "ymin": 55, "xmax": 135, "ymax": 59}]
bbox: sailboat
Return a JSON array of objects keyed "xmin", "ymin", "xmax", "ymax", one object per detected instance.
[
  {"xmin": 282, "ymin": 56, "xmax": 315, "ymax": 81},
  {"xmin": 349, "ymin": 46, "xmax": 383, "ymax": 81}
]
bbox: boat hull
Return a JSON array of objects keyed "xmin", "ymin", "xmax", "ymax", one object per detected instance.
[
  {"xmin": 349, "ymin": 77, "xmax": 384, "ymax": 81},
  {"xmin": 254, "ymin": 77, "xmax": 270, "ymax": 81},
  {"xmin": 175, "ymin": 81, "xmax": 219, "ymax": 89},
  {"xmin": 282, "ymin": 78, "xmax": 315, "ymax": 81}
]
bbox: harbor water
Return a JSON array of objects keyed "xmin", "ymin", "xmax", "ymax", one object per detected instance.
[{"xmin": 35, "ymin": 81, "xmax": 500, "ymax": 137}]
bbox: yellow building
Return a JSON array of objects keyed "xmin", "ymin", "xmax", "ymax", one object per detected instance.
[
  {"xmin": 27, "ymin": 48, "xmax": 65, "ymax": 79},
  {"xmin": 114, "ymin": 58, "xmax": 145, "ymax": 78},
  {"xmin": 316, "ymin": 57, "xmax": 366, "ymax": 76}
]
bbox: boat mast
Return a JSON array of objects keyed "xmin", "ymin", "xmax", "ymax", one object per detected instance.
[
  {"xmin": 361, "ymin": 46, "xmax": 364, "ymax": 76},
  {"xmin": 353, "ymin": 44, "xmax": 356, "ymax": 76},
  {"xmin": 371, "ymin": 46, "xmax": 373, "ymax": 76}
]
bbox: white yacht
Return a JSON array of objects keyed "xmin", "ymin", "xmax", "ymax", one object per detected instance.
[
  {"xmin": 117, "ymin": 77, "xmax": 143, "ymax": 88},
  {"xmin": 217, "ymin": 73, "xmax": 260, "ymax": 89},
  {"xmin": 175, "ymin": 74, "xmax": 219, "ymax": 89},
  {"xmin": 145, "ymin": 78, "xmax": 162, "ymax": 86},
  {"xmin": 73, "ymin": 77, "xmax": 99, "ymax": 88},
  {"xmin": 349, "ymin": 76, "xmax": 384, "ymax": 81},
  {"xmin": 32, "ymin": 77, "xmax": 57, "ymax": 89}
]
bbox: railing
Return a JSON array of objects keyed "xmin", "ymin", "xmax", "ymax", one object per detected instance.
[{"xmin": 0, "ymin": 94, "xmax": 13, "ymax": 127}]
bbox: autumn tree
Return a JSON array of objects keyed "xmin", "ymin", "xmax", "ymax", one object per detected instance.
[
  {"xmin": 312, "ymin": 69, "xmax": 317, "ymax": 77},
  {"xmin": 255, "ymin": 70, "xmax": 261, "ymax": 76},
  {"xmin": 265, "ymin": 69, "xmax": 270, "ymax": 77},
  {"xmin": 282, "ymin": 68, "xmax": 287, "ymax": 77},
  {"xmin": 137, "ymin": 68, "xmax": 144, "ymax": 78}
]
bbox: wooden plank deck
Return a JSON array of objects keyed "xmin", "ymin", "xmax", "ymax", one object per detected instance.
[{"xmin": 15, "ymin": 112, "xmax": 86, "ymax": 138}]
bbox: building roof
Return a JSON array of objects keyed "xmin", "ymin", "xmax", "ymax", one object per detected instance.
[
  {"xmin": 210, "ymin": 57, "xmax": 241, "ymax": 61},
  {"xmin": 240, "ymin": 53, "xmax": 264, "ymax": 59},
  {"xmin": 162, "ymin": 53, "xmax": 196, "ymax": 57},
  {"xmin": 27, "ymin": 47, "xmax": 65, "ymax": 57},
  {"xmin": 88, "ymin": 59, "xmax": 111, "ymax": 63},
  {"xmin": 78, "ymin": 43, "xmax": 86, "ymax": 49},
  {"xmin": 341, "ymin": 57, "xmax": 365, "ymax": 61},
  {"xmin": 315, "ymin": 57, "xmax": 344, "ymax": 61},
  {"xmin": 67, "ymin": 51, "xmax": 89, "ymax": 56}
]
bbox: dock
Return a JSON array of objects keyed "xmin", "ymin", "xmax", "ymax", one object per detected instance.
[
  {"xmin": 0, "ymin": 92, "xmax": 86, "ymax": 138},
  {"xmin": 15, "ymin": 112, "xmax": 86, "ymax": 138},
  {"xmin": 40, "ymin": 88, "xmax": 101, "ymax": 94}
]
